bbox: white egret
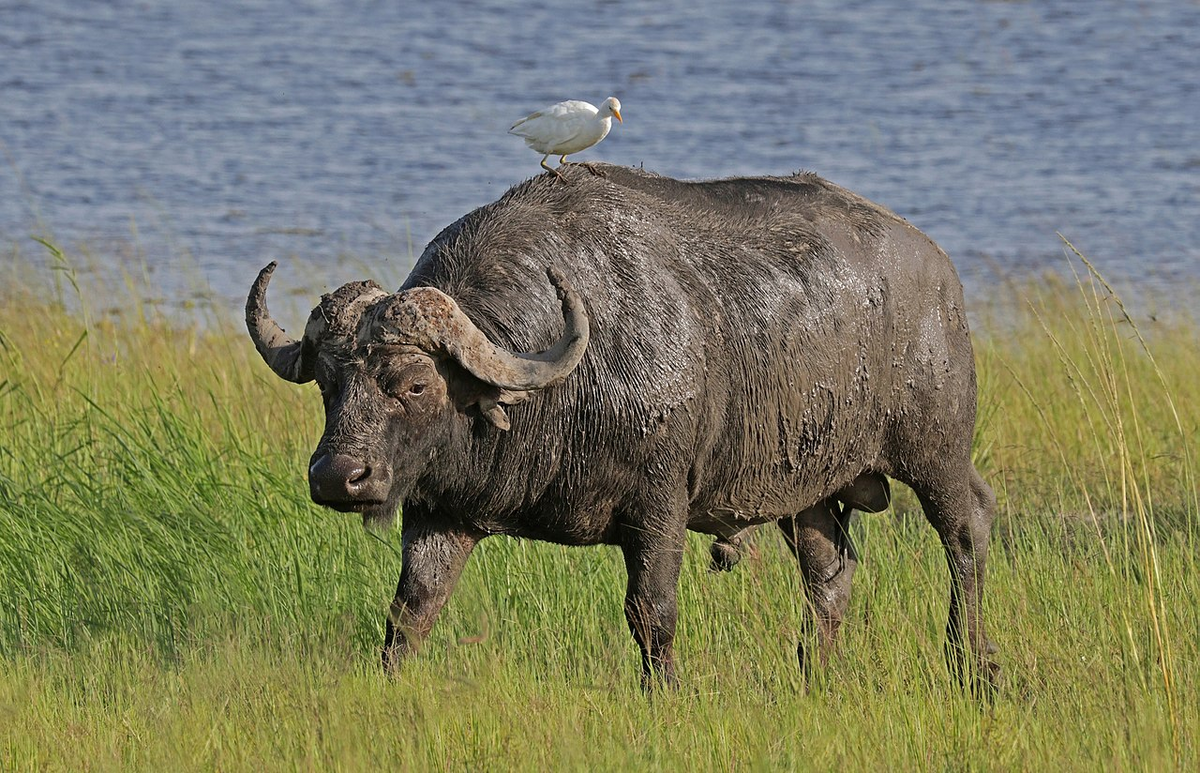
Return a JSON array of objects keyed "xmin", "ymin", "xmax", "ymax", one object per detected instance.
[{"xmin": 509, "ymin": 97, "xmax": 623, "ymax": 179}]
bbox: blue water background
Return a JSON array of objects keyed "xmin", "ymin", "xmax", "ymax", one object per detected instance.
[{"xmin": 2, "ymin": 0, "xmax": 1197, "ymax": 315}]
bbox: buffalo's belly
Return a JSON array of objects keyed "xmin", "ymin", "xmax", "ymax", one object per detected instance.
[
  {"xmin": 685, "ymin": 403, "xmax": 886, "ymax": 537},
  {"xmin": 686, "ymin": 507, "xmax": 782, "ymax": 539},
  {"xmin": 686, "ymin": 479, "xmax": 830, "ymax": 537},
  {"xmin": 471, "ymin": 500, "xmax": 621, "ymax": 547}
]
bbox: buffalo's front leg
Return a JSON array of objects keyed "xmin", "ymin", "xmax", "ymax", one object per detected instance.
[
  {"xmin": 382, "ymin": 521, "xmax": 482, "ymax": 674},
  {"xmin": 619, "ymin": 522, "xmax": 686, "ymax": 690}
]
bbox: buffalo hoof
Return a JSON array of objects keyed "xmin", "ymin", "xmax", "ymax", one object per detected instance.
[
  {"xmin": 381, "ymin": 636, "xmax": 415, "ymax": 678},
  {"xmin": 640, "ymin": 664, "xmax": 680, "ymax": 693},
  {"xmin": 945, "ymin": 641, "xmax": 1001, "ymax": 699},
  {"xmin": 381, "ymin": 645, "xmax": 402, "ymax": 677}
]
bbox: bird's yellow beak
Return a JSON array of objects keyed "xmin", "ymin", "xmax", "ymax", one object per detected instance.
[{"xmin": 613, "ymin": 109, "xmax": 623, "ymax": 123}]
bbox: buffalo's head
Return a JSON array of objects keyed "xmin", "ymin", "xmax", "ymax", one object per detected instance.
[{"xmin": 245, "ymin": 262, "xmax": 589, "ymax": 525}]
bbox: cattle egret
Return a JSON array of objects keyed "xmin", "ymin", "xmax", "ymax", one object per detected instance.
[{"xmin": 509, "ymin": 97, "xmax": 623, "ymax": 179}]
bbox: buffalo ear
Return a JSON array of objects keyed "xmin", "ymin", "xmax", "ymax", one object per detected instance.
[
  {"xmin": 479, "ymin": 401, "xmax": 511, "ymax": 431},
  {"xmin": 477, "ymin": 388, "xmax": 531, "ymax": 431}
]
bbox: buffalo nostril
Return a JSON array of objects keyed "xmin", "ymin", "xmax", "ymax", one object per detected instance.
[
  {"xmin": 327, "ymin": 455, "xmax": 365, "ymax": 482},
  {"xmin": 344, "ymin": 464, "xmax": 371, "ymax": 495},
  {"xmin": 311, "ymin": 453, "xmax": 377, "ymax": 500}
]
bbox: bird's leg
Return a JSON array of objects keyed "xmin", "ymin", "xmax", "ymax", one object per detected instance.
[
  {"xmin": 551, "ymin": 155, "xmax": 572, "ymax": 181},
  {"xmin": 540, "ymin": 155, "xmax": 564, "ymax": 181}
]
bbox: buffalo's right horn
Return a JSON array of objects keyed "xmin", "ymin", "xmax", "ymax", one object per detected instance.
[
  {"xmin": 448, "ymin": 266, "xmax": 589, "ymax": 390},
  {"xmin": 245, "ymin": 261, "xmax": 315, "ymax": 384},
  {"xmin": 378, "ymin": 266, "xmax": 590, "ymax": 391}
]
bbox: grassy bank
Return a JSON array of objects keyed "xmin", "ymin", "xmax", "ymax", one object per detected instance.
[{"xmin": 1, "ymin": 247, "xmax": 1197, "ymax": 770}]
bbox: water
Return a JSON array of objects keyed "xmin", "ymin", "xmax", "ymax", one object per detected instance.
[{"xmin": 2, "ymin": 0, "xmax": 1198, "ymax": 315}]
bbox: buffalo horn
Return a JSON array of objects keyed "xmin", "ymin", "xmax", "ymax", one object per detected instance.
[
  {"xmin": 396, "ymin": 267, "xmax": 589, "ymax": 391},
  {"xmin": 245, "ymin": 261, "xmax": 314, "ymax": 384}
]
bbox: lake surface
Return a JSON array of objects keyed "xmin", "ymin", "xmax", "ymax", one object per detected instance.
[{"xmin": 2, "ymin": 0, "xmax": 1198, "ymax": 314}]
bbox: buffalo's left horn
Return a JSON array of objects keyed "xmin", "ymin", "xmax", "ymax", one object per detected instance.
[
  {"xmin": 245, "ymin": 261, "xmax": 315, "ymax": 384},
  {"xmin": 386, "ymin": 267, "xmax": 589, "ymax": 391}
]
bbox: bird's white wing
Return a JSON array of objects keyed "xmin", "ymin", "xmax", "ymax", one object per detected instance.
[
  {"xmin": 508, "ymin": 101, "xmax": 600, "ymax": 152},
  {"xmin": 509, "ymin": 110, "xmax": 544, "ymax": 133}
]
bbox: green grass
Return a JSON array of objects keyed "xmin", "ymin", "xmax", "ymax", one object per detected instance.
[{"xmin": 1, "ymin": 243, "xmax": 1197, "ymax": 770}]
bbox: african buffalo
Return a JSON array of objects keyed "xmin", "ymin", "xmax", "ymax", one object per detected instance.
[{"xmin": 246, "ymin": 163, "xmax": 998, "ymax": 689}]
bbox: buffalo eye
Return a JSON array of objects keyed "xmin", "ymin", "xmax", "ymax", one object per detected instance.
[{"xmin": 381, "ymin": 375, "xmax": 427, "ymax": 402}]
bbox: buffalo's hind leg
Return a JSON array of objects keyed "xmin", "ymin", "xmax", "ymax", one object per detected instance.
[
  {"xmin": 777, "ymin": 499, "xmax": 858, "ymax": 678},
  {"xmin": 907, "ymin": 465, "xmax": 999, "ymax": 692}
]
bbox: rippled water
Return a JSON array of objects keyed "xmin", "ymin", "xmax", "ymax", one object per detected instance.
[{"xmin": 2, "ymin": 0, "xmax": 1197, "ymax": 312}]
